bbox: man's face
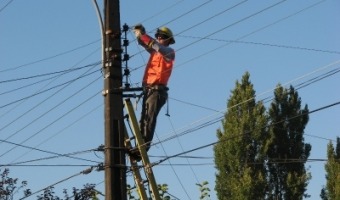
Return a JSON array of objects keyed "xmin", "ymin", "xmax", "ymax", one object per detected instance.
[{"xmin": 156, "ymin": 34, "xmax": 170, "ymax": 46}]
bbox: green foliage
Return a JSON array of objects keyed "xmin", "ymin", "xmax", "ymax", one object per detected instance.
[
  {"xmin": 214, "ymin": 72, "xmax": 268, "ymax": 200},
  {"xmin": 267, "ymin": 85, "xmax": 311, "ymax": 199},
  {"xmin": 36, "ymin": 184, "xmax": 99, "ymax": 200},
  {"xmin": 214, "ymin": 72, "xmax": 311, "ymax": 199},
  {"xmin": 127, "ymin": 183, "xmax": 174, "ymax": 200},
  {"xmin": 158, "ymin": 184, "xmax": 171, "ymax": 200},
  {"xmin": 0, "ymin": 168, "xmax": 31, "ymax": 200},
  {"xmin": 196, "ymin": 181, "xmax": 211, "ymax": 200},
  {"xmin": 37, "ymin": 187, "xmax": 60, "ymax": 200},
  {"xmin": 321, "ymin": 137, "xmax": 340, "ymax": 200}
]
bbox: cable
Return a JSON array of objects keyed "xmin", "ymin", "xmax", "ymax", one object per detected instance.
[
  {"xmin": 153, "ymin": 131, "xmax": 193, "ymax": 200},
  {"xmin": 170, "ymin": 97, "xmax": 223, "ymax": 113},
  {"xmin": 0, "ymin": 64, "xmax": 97, "ymax": 84},
  {"xmin": 129, "ymin": 0, "xmax": 248, "ymax": 61},
  {"xmin": 171, "ymin": 0, "xmax": 327, "ymax": 72},
  {"xmin": 0, "ymin": 70, "xmax": 99, "ymax": 110},
  {"xmin": 177, "ymin": 35, "xmax": 340, "ymax": 55},
  {"xmin": 153, "ymin": 59, "xmax": 340, "ymax": 152},
  {"xmin": 130, "ymin": 0, "xmax": 325, "ymax": 77},
  {"xmin": 0, "ymin": 0, "xmax": 14, "ymax": 13},
  {"xmin": 139, "ymin": 0, "xmax": 185, "ymax": 24},
  {"xmin": 0, "ymin": 50, "xmax": 101, "ymax": 129},
  {"xmin": 128, "ymin": 0, "xmax": 287, "ymax": 82},
  {"xmin": 177, "ymin": 0, "xmax": 287, "ymax": 53},
  {"xmin": 152, "ymin": 100, "xmax": 340, "ymax": 166},
  {"xmin": 158, "ymin": 0, "xmax": 213, "ymax": 28},
  {"xmin": 166, "ymin": 116, "xmax": 201, "ymax": 184},
  {"xmin": 3, "ymin": 149, "xmax": 98, "ymax": 167},
  {"xmin": 0, "ymin": 67, "xmax": 100, "ymax": 140},
  {"xmin": 19, "ymin": 166, "xmax": 96, "ymax": 200},
  {"xmin": 0, "ymin": 88, "xmax": 101, "ymax": 159},
  {"xmin": 0, "ymin": 138, "xmax": 99, "ymax": 164},
  {"xmin": 10, "ymin": 104, "xmax": 102, "ymax": 165},
  {"xmin": 0, "ymin": 40, "xmax": 100, "ymax": 73}
]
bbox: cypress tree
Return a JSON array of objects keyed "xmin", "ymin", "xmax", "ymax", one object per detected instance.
[
  {"xmin": 266, "ymin": 85, "xmax": 311, "ymax": 199},
  {"xmin": 214, "ymin": 72, "xmax": 267, "ymax": 200},
  {"xmin": 321, "ymin": 137, "xmax": 340, "ymax": 200}
]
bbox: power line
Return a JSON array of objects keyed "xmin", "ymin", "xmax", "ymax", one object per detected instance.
[
  {"xmin": 0, "ymin": 0, "xmax": 14, "ymax": 13},
  {"xmin": 19, "ymin": 166, "xmax": 97, "ymax": 200},
  {"xmin": 151, "ymin": 100, "xmax": 340, "ymax": 166},
  {"xmin": 0, "ymin": 89, "xmax": 101, "ymax": 159},
  {"xmin": 153, "ymin": 59, "xmax": 340, "ymax": 152},
  {"xmin": 0, "ymin": 138, "xmax": 99, "ymax": 165},
  {"xmin": 0, "ymin": 40, "xmax": 100, "ymax": 73},
  {"xmin": 140, "ymin": 0, "xmax": 186, "ymax": 24},
  {"xmin": 166, "ymin": 116, "xmax": 201, "ymax": 184},
  {"xmin": 177, "ymin": 35, "xmax": 340, "ymax": 55},
  {"xmin": 154, "ymin": 125, "xmax": 193, "ymax": 200},
  {"xmin": 158, "ymin": 0, "xmax": 213, "ymax": 28},
  {"xmin": 176, "ymin": 0, "xmax": 287, "ymax": 53},
  {"xmin": 0, "ymin": 69, "xmax": 100, "ymax": 109},
  {"xmin": 0, "ymin": 63, "xmax": 99, "ymax": 84}
]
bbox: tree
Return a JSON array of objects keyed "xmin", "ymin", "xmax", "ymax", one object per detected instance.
[
  {"xmin": 321, "ymin": 137, "xmax": 340, "ymax": 200},
  {"xmin": 266, "ymin": 85, "xmax": 311, "ymax": 199},
  {"xmin": 0, "ymin": 168, "xmax": 31, "ymax": 200},
  {"xmin": 196, "ymin": 181, "xmax": 211, "ymax": 200},
  {"xmin": 36, "ymin": 184, "xmax": 100, "ymax": 200},
  {"xmin": 0, "ymin": 168, "xmax": 99, "ymax": 200},
  {"xmin": 214, "ymin": 72, "xmax": 268, "ymax": 199}
]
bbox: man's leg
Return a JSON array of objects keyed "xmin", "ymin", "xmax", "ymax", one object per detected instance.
[{"xmin": 141, "ymin": 90, "xmax": 167, "ymax": 150}]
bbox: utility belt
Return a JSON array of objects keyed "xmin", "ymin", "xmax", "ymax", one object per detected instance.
[{"xmin": 143, "ymin": 84, "xmax": 169, "ymax": 92}]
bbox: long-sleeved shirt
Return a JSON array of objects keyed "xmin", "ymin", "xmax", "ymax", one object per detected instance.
[{"xmin": 138, "ymin": 34, "xmax": 175, "ymax": 86}]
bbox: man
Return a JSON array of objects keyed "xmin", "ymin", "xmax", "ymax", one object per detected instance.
[{"xmin": 133, "ymin": 24, "xmax": 175, "ymax": 154}]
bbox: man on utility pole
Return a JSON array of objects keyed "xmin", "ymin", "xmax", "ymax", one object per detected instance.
[
  {"xmin": 103, "ymin": 0, "xmax": 126, "ymax": 200},
  {"xmin": 132, "ymin": 24, "xmax": 176, "ymax": 159}
]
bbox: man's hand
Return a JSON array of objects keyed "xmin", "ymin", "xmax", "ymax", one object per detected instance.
[{"xmin": 133, "ymin": 23, "xmax": 145, "ymax": 38}]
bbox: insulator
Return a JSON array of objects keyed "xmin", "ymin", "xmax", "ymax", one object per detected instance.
[
  {"xmin": 124, "ymin": 68, "xmax": 130, "ymax": 76},
  {"xmin": 123, "ymin": 53, "xmax": 130, "ymax": 61},
  {"xmin": 122, "ymin": 23, "xmax": 129, "ymax": 32},
  {"xmin": 123, "ymin": 39, "xmax": 129, "ymax": 46}
]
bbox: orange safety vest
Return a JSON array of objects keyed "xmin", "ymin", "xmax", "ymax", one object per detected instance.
[{"xmin": 142, "ymin": 51, "xmax": 174, "ymax": 86}]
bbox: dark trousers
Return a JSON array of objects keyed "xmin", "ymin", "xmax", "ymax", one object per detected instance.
[{"xmin": 140, "ymin": 88, "xmax": 168, "ymax": 151}]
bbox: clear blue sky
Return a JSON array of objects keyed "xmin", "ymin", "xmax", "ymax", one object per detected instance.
[{"xmin": 1, "ymin": 0, "xmax": 339, "ymax": 199}]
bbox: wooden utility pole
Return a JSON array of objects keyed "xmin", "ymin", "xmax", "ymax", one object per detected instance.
[{"xmin": 103, "ymin": 0, "xmax": 126, "ymax": 199}]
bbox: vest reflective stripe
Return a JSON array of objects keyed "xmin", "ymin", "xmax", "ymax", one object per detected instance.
[{"xmin": 143, "ymin": 51, "xmax": 174, "ymax": 86}]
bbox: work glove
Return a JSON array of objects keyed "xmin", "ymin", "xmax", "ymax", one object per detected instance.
[{"xmin": 133, "ymin": 23, "xmax": 145, "ymax": 38}]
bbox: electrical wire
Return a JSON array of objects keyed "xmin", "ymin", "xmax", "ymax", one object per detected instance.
[
  {"xmin": 158, "ymin": 0, "xmax": 213, "ymax": 28},
  {"xmin": 152, "ymin": 59, "xmax": 340, "ymax": 152},
  {"xmin": 151, "ymin": 100, "xmax": 340, "ymax": 166},
  {"xmin": 176, "ymin": 0, "xmax": 287, "ymax": 53},
  {"xmin": 0, "ymin": 69, "xmax": 99, "ymax": 110},
  {"xmin": 129, "ymin": 0, "xmax": 248, "ymax": 61},
  {"xmin": 19, "ymin": 166, "xmax": 96, "ymax": 200},
  {"xmin": 0, "ymin": 40, "xmax": 100, "ymax": 73},
  {"xmin": 130, "ymin": 0, "xmax": 326, "ymax": 75},
  {"xmin": 153, "ymin": 131, "xmax": 193, "ymax": 200},
  {"xmin": 0, "ymin": 64, "xmax": 100, "ymax": 141},
  {"xmin": 0, "ymin": 0, "xmax": 14, "ymax": 13},
  {"xmin": 1, "ymin": 1, "xmax": 336, "ymax": 198},
  {"xmin": 0, "ymin": 88, "xmax": 102, "ymax": 159},
  {"xmin": 10, "ymin": 104, "xmax": 103, "ymax": 165},
  {"xmin": 0, "ymin": 138, "xmax": 99, "ymax": 165},
  {"xmin": 123, "ymin": 2, "xmax": 334, "ymax": 198},
  {"xmin": 0, "ymin": 64, "xmax": 98, "ymax": 84},
  {"xmin": 177, "ymin": 35, "xmax": 340, "ymax": 55},
  {"xmin": 166, "ymin": 116, "xmax": 201, "ymax": 184},
  {"xmin": 139, "ymin": 0, "xmax": 185, "ymax": 24}
]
